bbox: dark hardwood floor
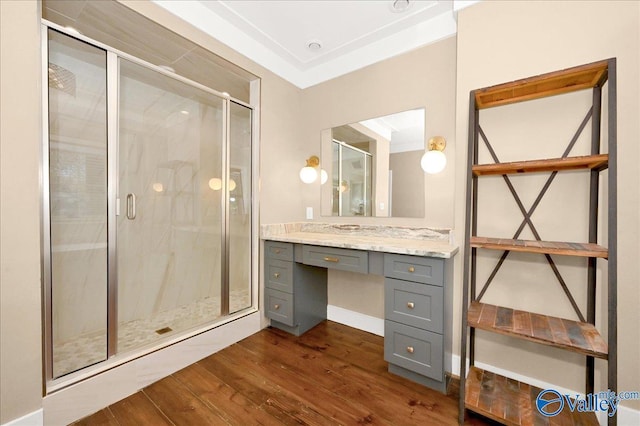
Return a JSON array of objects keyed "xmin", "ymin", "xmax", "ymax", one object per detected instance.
[{"xmin": 73, "ymin": 321, "xmax": 493, "ymax": 425}]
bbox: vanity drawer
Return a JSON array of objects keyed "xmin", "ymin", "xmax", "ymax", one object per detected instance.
[
  {"xmin": 385, "ymin": 278, "xmax": 443, "ymax": 333},
  {"xmin": 384, "ymin": 320, "xmax": 443, "ymax": 382},
  {"xmin": 384, "ymin": 254, "xmax": 444, "ymax": 286},
  {"xmin": 302, "ymin": 245, "xmax": 368, "ymax": 274},
  {"xmin": 264, "ymin": 241, "xmax": 294, "ymax": 261},
  {"xmin": 265, "ymin": 259, "xmax": 293, "ymax": 293},
  {"xmin": 265, "ymin": 288, "xmax": 295, "ymax": 327}
]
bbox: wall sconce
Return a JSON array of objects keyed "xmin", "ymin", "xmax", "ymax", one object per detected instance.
[
  {"xmin": 421, "ymin": 136, "xmax": 447, "ymax": 174},
  {"xmin": 299, "ymin": 155, "xmax": 320, "ymax": 184}
]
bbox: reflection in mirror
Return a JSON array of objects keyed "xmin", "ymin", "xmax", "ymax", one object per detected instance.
[
  {"xmin": 332, "ymin": 139, "xmax": 373, "ymax": 216},
  {"xmin": 321, "ymin": 108, "xmax": 425, "ymax": 218}
]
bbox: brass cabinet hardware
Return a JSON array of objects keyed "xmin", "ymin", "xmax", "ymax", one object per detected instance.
[
  {"xmin": 274, "ymin": 249, "xmax": 281, "ymax": 254},
  {"xmin": 407, "ymin": 302, "xmax": 415, "ymax": 309},
  {"xmin": 273, "ymin": 272, "xmax": 280, "ymax": 278},
  {"xmin": 406, "ymin": 346, "xmax": 414, "ymax": 354},
  {"xmin": 408, "ymin": 266, "xmax": 415, "ymax": 273},
  {"xmin": 274, "ymin": 304, "xmax": 280, "ymax": 310},
  {"xmin": 324, "ymin": 256, "xmax": 340, "ymax": 263}
]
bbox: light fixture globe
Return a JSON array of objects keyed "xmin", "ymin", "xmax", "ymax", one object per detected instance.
[
  {"xmin": 421, "ymin": 150, "xmax": 446, "ymax": 174},
  {"xmin": 208, "ymin": 177, "xmax": 222, "ymax": 190},
  {"xmin": 299, "ymin": 155, "xmax": 320, "ymax": 184},
  {"xmin": 421, "ymin": 136, "xmax": 447, "ymax": 174},
  {"xmin": 299, "ymin": 166, "xmax": 318, "ymax": 183},
  {"xmin": 320, "ymin": 169, "xmax": 328, "ymax": 185}
]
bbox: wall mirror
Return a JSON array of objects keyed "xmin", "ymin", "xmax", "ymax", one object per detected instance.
[{"xmin": 320, "ymin": 108, "xmax": 425, "ymax": 218}]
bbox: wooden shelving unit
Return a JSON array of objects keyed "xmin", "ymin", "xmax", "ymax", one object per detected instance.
[
  {"xmin": 473, "ymin": 60, "xmax": 609, "ymax": 109},
  {"xmin": 470, "ymin": 237, "xmax": 608, "ymax": 259},
  {"xmin": 472, "ymin": 154, "xmax": 608, "ymax": 176},
  {"xmin": 465, "ymin": 366, "xmax": 600, "ymax": 426},
  {"xmin": 459, "ymin": 59, "xmax": 617, "ymax": 425},
  {"xmin": 467, "ymin": 302, "xmax": 608, "ymax": 359}
]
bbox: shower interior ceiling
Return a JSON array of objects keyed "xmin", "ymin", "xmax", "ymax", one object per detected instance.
[{"xmin": 42, "ymin": 0, "xmax": 256, "ymax": 103}]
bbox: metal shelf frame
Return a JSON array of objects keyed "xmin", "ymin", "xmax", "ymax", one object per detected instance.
[{"xmin": 458, "ymin": 58, "xmax": 617, "ymax": 425}]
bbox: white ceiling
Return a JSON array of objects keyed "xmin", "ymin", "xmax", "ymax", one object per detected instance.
[{"xmin": 153, "ymin": 0, "xmax": 479, "ymax": 89}]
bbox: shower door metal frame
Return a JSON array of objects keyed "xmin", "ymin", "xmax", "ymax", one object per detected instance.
[
  {"xmin": 41, "ymin": 21, "xmax": 258, "ymax": 391},
  {"xmin": 332, "ymin": 139, "xmax": 373, "ymax": 217},
  {"xmin": 106, "ymin": 51, "xmax": 119, "ymax": 358}
]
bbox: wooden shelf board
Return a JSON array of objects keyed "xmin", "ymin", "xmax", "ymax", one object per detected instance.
[
  {"xmin": 471, "ymin": 237, "xmax": 608, "ymax": 259},
  {"xmin": 474, "ymin": 60, "xmax": 609, "ymax": 109},
  {"xmin": 473, "ymin": 154, "xmax": 608, "ymax": 176},
  {"xmin": 468, "ymin": 302, "xmax": 608, "ymax": 359},
  {"xmin": 465, "ymin": 366, "xmax": 599, "ymax": 426}
]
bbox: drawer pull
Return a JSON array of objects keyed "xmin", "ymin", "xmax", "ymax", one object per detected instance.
[
  {"xmin": 406, "ymin": 346, "xmax": 414, "ymax": 354},
  {"xmin": 324, "ymin": 256, "xmax": 340, "ymax": 263},
  {"xmin": 273, "ymin": 272, "xmax": 280, "ymax": 278},
  {"xmin": 274, "ymin": 249, "xmax": 281, "ymax": 254},
  {"xmin": 408, "ymin": 266, "xmax": 415, "ymax": 273},
  {"xmin": 407, "ymin": 302, "xmax": 415, "ymax": 309},
  {"xmin": 274, "ymin": 304, "xmax": 280, "ymax": 310}
]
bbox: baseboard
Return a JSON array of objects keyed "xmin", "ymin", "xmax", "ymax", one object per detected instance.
[
  {"xmin": 2, "ymin": 409, "xmax": 43, "ymax": 426},
  {"xmin": 613, "ymin": 404, "xmax": 640, "ymax": 425},
  {"xmin": 452, "ymin": 355, "xmax": 640, "ymax": 425},
  {"xmin": 326, "ymin": 305, "xmax": 384, "ymax": 336}
]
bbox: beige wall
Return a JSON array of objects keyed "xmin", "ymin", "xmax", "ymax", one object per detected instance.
[
  {"xmin": 0, "ymin": 0, "xmax": 44, "ymax": 423},
  {"xmin": 455, "ymin": 0, "xmax": 639, "ymax": 409}
]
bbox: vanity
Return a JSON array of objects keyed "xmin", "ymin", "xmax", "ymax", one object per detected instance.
[{"xmin": 262, "ymin": 223, "xmax": 458, "ymax": 393}]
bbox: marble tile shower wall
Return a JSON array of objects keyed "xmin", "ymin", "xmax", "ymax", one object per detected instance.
[
  {"xmin": 117, "ymin": 111, "xmax": 224, "ymax": 327},
  {"xmin": 52, "ymin": 243, "xmax": 107, "ymax": 343}
]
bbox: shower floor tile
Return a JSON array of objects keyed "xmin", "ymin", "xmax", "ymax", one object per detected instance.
[{"xmin": 53, "ymin": 290, "xmax": 250, "ymax": 378}]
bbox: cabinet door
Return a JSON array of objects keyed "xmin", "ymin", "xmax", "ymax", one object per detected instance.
[
  {"xmin": 265, "ymin": 288, "xmax": 295, "ymax": 327},
  {"xmin": 264, "ymin": 241, "xmax": 294, "ymax": 261},
  {"xmin": 384, "ymin": 320, "xmax": 443, "ymax": 382},
  {"xmin": 385, "ymin": 278, "xmax": 443, "ymax": 333},
  {"xmin": 384, "ymin": 254, "xmax": 444, "ymax": 286},
  {"xmin": 265, "ymin": 259, "xmax": 293, "ymax": 293},
  {"xmin": 302, "ymin": 245, "xmax": 368, "ymax": 273}
]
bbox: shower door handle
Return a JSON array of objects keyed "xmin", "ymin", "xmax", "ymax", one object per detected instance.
[{"xmin": 126, "ymin": 193, "xmax": 136, "ymax": 220}]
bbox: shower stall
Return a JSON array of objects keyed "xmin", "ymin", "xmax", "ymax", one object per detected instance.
[{"xmin": 43, "ymin": 27, "xmax": 255, "ymax": 385}]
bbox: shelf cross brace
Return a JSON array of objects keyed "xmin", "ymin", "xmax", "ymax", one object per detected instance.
[{"xmin": 474, "ymin": 107, "xmax": 594, "ymax": 323}]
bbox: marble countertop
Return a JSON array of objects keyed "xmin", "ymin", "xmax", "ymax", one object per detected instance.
[{"xmin": 261, "ymin": 223, "xmax": 458, "ymax": 259}]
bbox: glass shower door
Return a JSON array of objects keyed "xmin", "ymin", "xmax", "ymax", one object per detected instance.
[
  {"xmin": 117, "ymin": 59, "xmax": 225, "ymax": 353},
  {"xmin": 47, "ymin": 29, "xmax": 108, "ymax": 378},
  {"xmin": 228, "ymin": 102, "xmax": 252, "ymax": 313}
]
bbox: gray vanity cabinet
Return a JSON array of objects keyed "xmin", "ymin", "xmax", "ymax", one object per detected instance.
[
  {"xmin": 264, "ymin": 241, "xmax": 327, "ymax": 336},
  {"xmin": 383, "ymin": 254, "xmax": 451, "ymax": 393},
  {"xmin": 263, "ymin": 239, "xmax": 453, "ymax": 393}
]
